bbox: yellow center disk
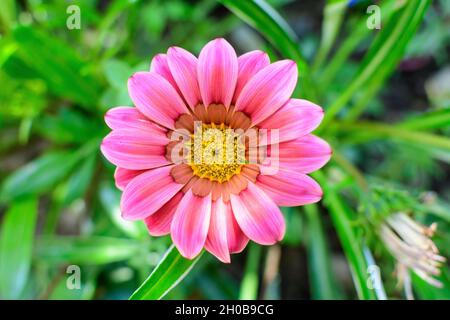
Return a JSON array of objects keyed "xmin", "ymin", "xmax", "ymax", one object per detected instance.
[{"xmin": 186, "ymin": 123, "xmax": 245, "ymax": 183}]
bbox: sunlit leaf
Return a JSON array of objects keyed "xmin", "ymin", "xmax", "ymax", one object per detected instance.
[
  {"xmin": 239, "ymin": 243, "xmax": 261, "ymax": 300},
  {"xmin": 0, "ymin": 0, "xmax": 16, "ymax": 32},
  {"xmin": 0, "ymin": 70, "xmax": 47, "ymax": 119},
  {"xmin": 10, "ymin": 26, "xmax": 100, "ymax": 108}
]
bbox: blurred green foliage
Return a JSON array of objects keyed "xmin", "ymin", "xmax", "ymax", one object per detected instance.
[{"xmin": 0, "ymin": 0, "xmax": 449, "ymax": 300}]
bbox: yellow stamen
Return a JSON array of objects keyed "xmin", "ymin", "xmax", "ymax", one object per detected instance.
[{"xmin": 186, "ymin": 124, "xmax": 245, "ymax": 183}]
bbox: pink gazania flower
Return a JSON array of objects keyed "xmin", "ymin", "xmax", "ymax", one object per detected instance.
[{"xmin": 100, "ymin": 38, "xmax": 331, "ymax": 263}]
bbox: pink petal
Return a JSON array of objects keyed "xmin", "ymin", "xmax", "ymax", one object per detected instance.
[
  {"xmin": 205, "ymin": 199, "xmax": 231, "ymax": 263},
  {"xmin": 235, "ymin": 60, "xmax": 298, "ymax": 125},
  {"xmin": 121, "ymin": 165, "xmax": 183, "ymax": 220},
  {"xmin": 204, "ymin": 198, "xmax": 248, "ymax": 262},
  {"xmin": 144, "ymin": 192, "xmax": 183, "ymax": 236},
  {"xmin": 105, "ymin": 106, "xmax": 167, "ymax": 133},
  {"xmin": 258, "ymin": 99, "xmax": 324, "ymax": 143},
  {"xmin": 171, "ymin": 190, "xmax": 212, "ymax": 259},
  {"xmin": 167, "ymin": 46, "xmax": 201, "ymax": 108},
  {"xmin": 277, "ymin": 134, "xmax": 332, "ymax": 173},
  {"xmin": 128, "ymin": 72, "xmax": 189, "ymax": 129},
  {"xmin": 198, "ymin": 38, "xmax": 238, "ymax": 108},
  {"xmin": 226, "ymin": 205, "xmax": 249, "ymax": 254},
  {"xmin": 150, "ymin": 54, "xmax": 180, "ymax": 93},
  {"xmin": 233, "ymin": 50, "xmax": 270, "ymax": 103},
  {"xmin": 100, "ymin": 129, "xmax": 169, "ymax": 170},
  {"xmin": 230, "ymin": 182, "xmax": 285, "ymax": 245},
  {"xmin": 256, "ymin": 168, "xmax": 323, "ymax": 206},
  {"xmin": 114, "ymin": 167, "xmax": 146, "ymax": 191}
]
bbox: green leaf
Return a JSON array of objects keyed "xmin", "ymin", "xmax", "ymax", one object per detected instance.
[
  {"xmin": 103, "ymin": 59, "xmax": 132, "ymax": 88},
  {"xmin": 347, "ymin": 0, "xmax": 431, "ymax": 121},
  {"xmin": 239, "ymin": 243, "xmax": 262, "ymax": 300},
  {"xmin": 412, "ymin": 267, "xmax": 450, "ymax": 300},
  {"xmin": 315, "ymin": 172, "xmax": 377, "ymax": 300},
  {"xmin": 0, "ymin": 70, "xmax": 47, "ymax": 120},
  {"xmin": 61, "ymin": 153, "xmax": 97, "ymax": 206},
  {"xmin": 399, "ymin": 108, "xmax": 450, "ymax": 131},
  {"xmin": 220, "ymin": 0, "xmax": 316, "ymax": 100},
  {"xmin": 322, "ymin": 0, "xmax": 431, "ymax": 126},
  {"xmin": 0, "ymin": 0, "xmax": 16, "ymax": 32},
  {"xmin": 318, "ymin": 0, "xmax": 403, "ymax": 87},
  {"xmin": 415, "ymin": 199, "xmax": 450, "ymax": 225},
  {"xmin": 130, "ymin": 245, "xmax": 202, "ymax": 300},
  {"xmin": 326, "ymin": 193, "xmax": 376, "ymax": 300},
  {"xmin": 100, "ymin": 86, "xmax": 132, "ymax": 111},
  {"xmin": 0, "ymin": 197, "xmax": 38, "ymax": 299},
  {"xmin": 49, "ymin": 271, "xmax": 96, "ymax": 300},
  {"xmin": 305, "ymin": 204, "xmax": 342, "ymax": 299},
  {"xmin": 92, "ymin": 0, "xmax": 138, "ymax": 59},
  {"xmin": 99, "ymin": 182, "xmax": 145, "ymax": 239},
  {"xmin": 312, "ymin": 0, "xmax": 347, "ymax": 71},
  {"xmin": 35, "ymin": 108, "xmax": 104, "ymax": 144},
  {"xmin": 142, "ymin": 2, "xmax": 167, "ymax": 38},
  {"xmin": 11, "ymin": 26, "xmax": 100, "ymax": 108},
  {"xmin": 36, "ymin": 236, "xmax": 142, "ymax": 265},
  {"xmin": 332, "ymin": 121, "xmax": 450, "ymax": 159},
  {"xmin": 0, "ymin": 151, "xmax": 80, "ymax": 202},
  {"xmin": 100, "ymin": 59, "xmax": 134, "ymax": 108},
  {"xmin": 281, "ymin": 207, "xmax": 303, "ymax": 246}
]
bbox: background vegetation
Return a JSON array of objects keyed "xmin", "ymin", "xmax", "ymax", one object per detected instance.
[{"xmin": 0, "ymin": 0, "xmax": 449, "ymax": 300}]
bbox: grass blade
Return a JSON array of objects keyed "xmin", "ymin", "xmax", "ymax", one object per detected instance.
[
  {"xmin": 315, "ymin": 172, "xmax": 377, "ymax": 300},
  {"xmin": 399, "ymin": 108, "xmax": 450, "ymax": 131},
  {"xmin": 312, "ymin": 0, "xmax": 347, "ymax": 71},
  {"xmin": 129, "ymin": 245, "xmax": 202, "ymax": 300},
  {"xmin": 321, "ymin": 0, "xmax": 431, "ymax": 127},
  {"xmin": 317, "ymin": 0, "xmax": 402, "ymax": 89},
  {"xmin": 305, "ymin": 204, "xmax": 342, "ymax": 299},
  {"xmin": 239, "ymin": 242, "xmax": 262, "ymax": 300}
]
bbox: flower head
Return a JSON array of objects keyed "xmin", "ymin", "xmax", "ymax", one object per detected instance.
[
  {"xmin": 380, "ymin": 212, "xmax": 446, "ymax": 297},
  {"xmin": 100, "ymin": 38, "xmax": 331, "ymax": 262}
]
